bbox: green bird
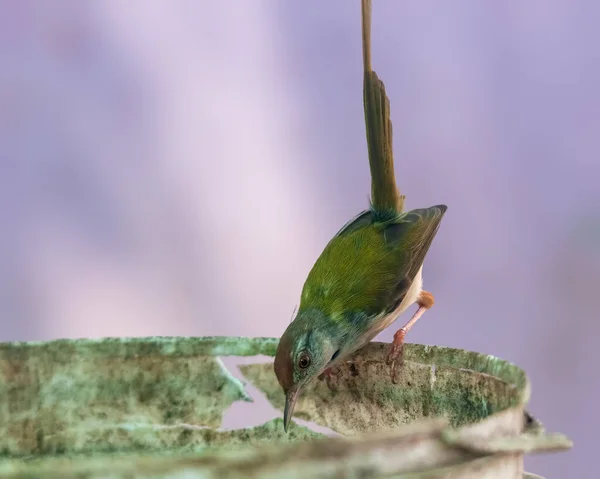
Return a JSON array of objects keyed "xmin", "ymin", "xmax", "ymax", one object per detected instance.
[{"xmin": 274, "ymin": 0, "xmax": 447, "ymax": 432}]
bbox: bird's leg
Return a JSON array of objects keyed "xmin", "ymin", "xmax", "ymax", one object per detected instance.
[
  {"xmin": 387, "ymin": 291, "xmax": 435, "ymax": 383},
  {"xmin": 318, "ymin": 366, "xmax": 341, "ymax": 390}
]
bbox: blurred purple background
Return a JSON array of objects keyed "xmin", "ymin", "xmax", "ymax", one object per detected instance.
[{"xmin": 1, "ymin": 0, "xmax": 597, "ymax": 476}]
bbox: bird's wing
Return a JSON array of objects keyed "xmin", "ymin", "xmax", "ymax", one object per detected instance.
[
  {"xmin": 373, "ymin": 204, "xmax": 447, "ymax": 314},
  {"xmin": 333, "ymin": 210, "xmax": 373, "ymax": 238},
  {"xmin": 299, "ymin": 205, "xmax": 446, "ymax": 318},
  {"xmin": 385, "ymin": 205, "xmax": 447, "ymax": 282}
]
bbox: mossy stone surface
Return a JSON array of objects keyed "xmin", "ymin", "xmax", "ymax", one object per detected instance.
[
  {"xmin": 0, "ymin": 336, "xmax": 569, "ymax": 478},
  {"xmin": 241, "ymin": 342, "xmax": 525, "ymax": 435}
]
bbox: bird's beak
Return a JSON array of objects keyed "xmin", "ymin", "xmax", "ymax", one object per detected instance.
[{"xmin": 283, "ymin": 386, "xmax": 301, "ymax": 433}]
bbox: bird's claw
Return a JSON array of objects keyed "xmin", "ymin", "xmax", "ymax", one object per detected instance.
[
  {"xmin": 318, "ymin": 366, "xmax": 341, "ymax": 390},
  {"xmin": 387, "ymin": 355, "xmax": 401, "ymax": 384},
  {"xmin": 386, "ymin": 344, "xmax": 402, "ymax": 365},
  {"xmin": 387, "ymin": 330, "xmax": 406, "ymax": 384}
]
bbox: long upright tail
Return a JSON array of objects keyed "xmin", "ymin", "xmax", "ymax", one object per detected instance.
[{"xmin": 361, "ymin": 0, "xmax": 404, "ymax": 217}]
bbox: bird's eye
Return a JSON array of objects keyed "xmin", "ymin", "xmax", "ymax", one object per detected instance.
[{"xmin": 298, "ymin": 352, "xmax": 311, "ymax": 369}]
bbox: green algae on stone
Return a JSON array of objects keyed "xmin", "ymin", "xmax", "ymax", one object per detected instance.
[
  {"xmin": 0, "ymin": 336, "xmax": 279, "ymax": 363},
  {"xmin": 429, "ymin": 366, "xmax": 515, "ymax": 426},
  {"xmin": 0, "ymin": 343, "xmax": 255, "ymax": 456},
  {"xmin": 0, "ymin": 419, "xmax": 320, "ymax": 470},
  {"xmin": 0, "ymin": 418, "xmax": 476, "ymax": 479},
  {"xmin": 0, "ymin": 414, "xmax": 563, "ymax": 479},
  {"xmin": 240, "ymin": 342, "xmax": 525, "ymax": 435},
  {"xmin": 0, "ymin": 336, "xmax": 572, "ymax": 478}
]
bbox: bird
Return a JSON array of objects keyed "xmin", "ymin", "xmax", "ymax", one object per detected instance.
[{"xmin": 273, "ymin": 0, "xmax": 447, "ymax": 433}]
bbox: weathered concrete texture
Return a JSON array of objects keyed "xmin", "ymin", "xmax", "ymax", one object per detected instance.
[
  {"xmin": 0, "ymin": 338, "xmax": 268, "ymax": 456},
  {"xmin": 0, "ymin": 419, "xmax": 323, "ymax": 477},
  {"xmin": 241, "ymin": 342, "xmax": 526, "ymax": 435},
  {"xmin": 0, "ymin": 336, "xmax": 571, "ymax": 478},
  {"xmin": 0, "ymin": 336, "xmax": 279, "ymax": 361},
  {"xmin": 0, "ymin": 417, "xmax": 568, "ymax": 479}
]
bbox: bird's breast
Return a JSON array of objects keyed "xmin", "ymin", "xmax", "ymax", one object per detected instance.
[{"xmin": 323, "ymin": 266, "xmax": 424, "ymax": 369}]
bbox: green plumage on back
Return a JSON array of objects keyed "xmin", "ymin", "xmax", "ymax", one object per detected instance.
[{"xmin": 299, "ymin": 205, "xmax": 446, "ymax": 317}]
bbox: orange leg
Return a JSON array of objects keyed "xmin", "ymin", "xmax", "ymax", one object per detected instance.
[{"xmin": 387, "ymin": 291, "xmax": 435, "ymax": 383}]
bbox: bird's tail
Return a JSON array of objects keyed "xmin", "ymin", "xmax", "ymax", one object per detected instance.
[{"xmin": 361, "ymin": 0, "xmax": 404, "ymax": 218}]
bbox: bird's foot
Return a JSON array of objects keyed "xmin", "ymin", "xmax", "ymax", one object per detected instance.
[
  {"xmin": 386, "ymin": 329, "xmax": 406, "ymax": 384},
  {"xmin": 318, "ymin": 366, "xmax": 341, "ymax": 390},
  {"xmin": 385, "ymin": 297, "xmax": 433, "ymax": 384},
  {"xmin": 347, "ymin": 354, "xmax": 364, "ymax": 377}
]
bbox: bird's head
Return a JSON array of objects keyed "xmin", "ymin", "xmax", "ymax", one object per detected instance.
[{"xmin": 273, "ymin": 310, "xmax": 340, "ymax": 432}]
